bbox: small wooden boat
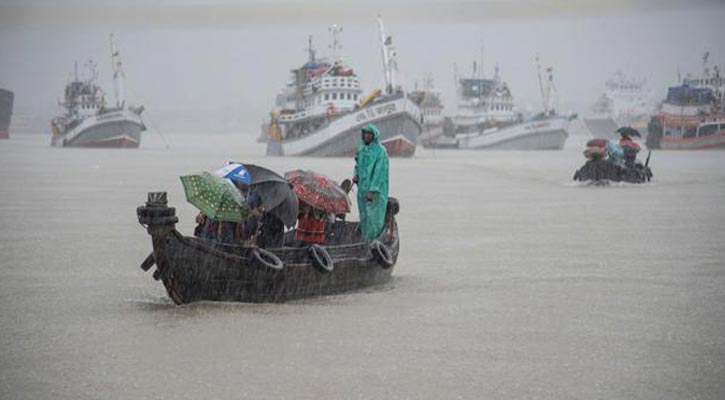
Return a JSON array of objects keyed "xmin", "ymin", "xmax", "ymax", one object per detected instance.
[
  {"xmin": 573, "ymin": 159, "xmax": 653, "ymax": 184},
  {"xmin": 136, "ymin": 192, "xmax": 400, "ymax": 304}
]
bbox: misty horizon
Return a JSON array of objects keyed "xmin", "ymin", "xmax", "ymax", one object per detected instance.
[{"xmin": 1, "ymin": 0, "xmax": 724, "ymax": 134}]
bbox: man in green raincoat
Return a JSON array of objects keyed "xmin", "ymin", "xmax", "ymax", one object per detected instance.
[{"xmin": 353, "ymin": 124, "xmax": 389, "ymax": 241}]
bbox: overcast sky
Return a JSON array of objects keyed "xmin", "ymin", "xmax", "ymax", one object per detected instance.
[{"xmin": 1, "ymin": 0, "xmax": 723, "ymax": 133}]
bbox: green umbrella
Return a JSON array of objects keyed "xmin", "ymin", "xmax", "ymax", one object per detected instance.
[{"xmin": 180, "ymin": 172, "xmax": 249, "ymax": 222}]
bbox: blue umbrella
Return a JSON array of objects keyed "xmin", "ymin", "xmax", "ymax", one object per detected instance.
[{"xmin": 214, "ymin": 163, "xmax": 251, "ymax": 184}]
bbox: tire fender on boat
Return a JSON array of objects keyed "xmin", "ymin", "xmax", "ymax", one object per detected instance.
[
  {"xmin": 308, "ymin": 244, "xmax": 334, "ymax": 274},
  {"xmin": 370, "ymin": 240, "xmax": 394, "ymax": 269},
  {"xmin": 251, "ymin": 248, "xmax": 284, "ymax": 271}
]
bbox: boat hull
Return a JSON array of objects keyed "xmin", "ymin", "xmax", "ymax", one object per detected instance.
[
  {"xmin": 660, "ymin": 131, "xmax": 725, "ymax": 150},
  {"xmin": 137, "ymin": 194, "xmax": 400, "ymax": 304},
  {"xmin": 267, "ymin": 96, "xmax": 421, "ymax": 157},
  {"xmin": 452, "ymin": 117, "xmax": 570, "ymax": 150},
  {"xmin": 573, "ymin": 160, "xmax": 653, "ymax": 184},
  {"xmin": 51, "ymin": 109, "xmax": 145, "ymax": 148}
]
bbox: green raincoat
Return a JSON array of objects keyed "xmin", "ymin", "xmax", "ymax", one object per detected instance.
[{"xmin": 354, "ymin": 123, "xmax": 389, "ymax": 240}]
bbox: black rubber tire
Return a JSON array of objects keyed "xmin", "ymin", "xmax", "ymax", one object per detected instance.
[
  {"xmin": 251, "ymin": 248, "xmax": 284, "ymax": 271},
  {"xmin": 137, "ymin": 207, "xmax": 176, "ymax": 218},
  {"xmin": 370, "ymin": 240, "xmax": 394, "ymax": 269},
  {"xmin": 308, "ymin": 244, "xmax": 334, "ymax": 274},
  {"xmin": 138, "ymin": 215, "xmax": 179, "ymax": 226}
]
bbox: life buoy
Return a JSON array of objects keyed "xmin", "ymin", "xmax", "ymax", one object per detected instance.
[
  {"xmin": 370, "ymin": 240, "xmax": 393, "ymax": 269},
  {"xmin": 308, "ymin": 244, "xmax": 334, "ymax": 274},
  {"xmin": 252, "ymin": 248, "xmax": 284, "ymax": 271}
]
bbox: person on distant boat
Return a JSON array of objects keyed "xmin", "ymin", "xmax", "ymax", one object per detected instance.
[
  {"xmin": 353, "ymin": 123, "xmax": 389, "ymax": 241},
  {"xmin": 605, "ymin": 140, "xmax": 624, "ymax": 167},
  {"xmin": 619, "ymin": 132, "xmax": 641, "ymax": 169},
  {"xmin": 295, "ymin": 201, "xmax": 325, "ymax": 245}
]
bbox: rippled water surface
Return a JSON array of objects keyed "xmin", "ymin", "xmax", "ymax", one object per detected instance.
[{"xmin": 1, "ymin": 133, "xmax": 724, "ymax": 399}]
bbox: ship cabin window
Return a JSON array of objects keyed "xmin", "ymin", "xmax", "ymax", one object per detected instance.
[
  {"xmin": 698, "ymin": 123, "xmax": 719, "ymax": 137},
  {"xmin": 684, "ymin": 127, "xmax": 697, "ymax": 138},
  {"xmin": 332, "ymin": 93, "xmax": 337, "ymax": 100},
  {"xmin": 324, "ymin": 93, "xmax": 329, "ymax": 101},
  {"xmin": 354, "ymin": 94, "xmax": 358, "ymax": 100}
]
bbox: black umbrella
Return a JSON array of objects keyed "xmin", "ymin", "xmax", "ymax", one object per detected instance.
[
  {"xmin": 228, "ymin": 162, "xmax": 298, "ymax": 227},
  {"xmin": 616, "ymin": 126, "xmax": 641, "ymax": 138}
]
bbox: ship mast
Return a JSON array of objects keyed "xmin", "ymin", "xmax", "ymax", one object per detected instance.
[
  {"xmin": 378, "ymin": 16, "xmax": 399, "ymax": 94},
  {"xmin": 110, "ymin": 33, "xmax": 125, "ymax": 108},
  {"xmin": 536, "ymin": 54, "xmax": 556, "ymax": 116},
  {"xmin": 329, "ymin": 24, "xmax": 342, "ymax": 62}
]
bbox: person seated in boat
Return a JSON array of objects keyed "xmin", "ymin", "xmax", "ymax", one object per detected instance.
[
  {"xmin": 604, "ymin": 140, "xmax": 624, "ymax": 167},
  {"xmin": 256, "ymin": 212, "xmax": 285, "ymax": 248},
  {"xmin": 194, "ymin": 212, "xmax": 218, "ymax": 240},
  {"xmin": 295, "ymin": 201, "xmax": 325, "ymax": 245},
  {"xmin": 230, "ymin": 180, "xmax": 266, "ymax": 246},
  {"xmin": 619, "ymin": 132, "xmax": 641, "ymax": 169}
]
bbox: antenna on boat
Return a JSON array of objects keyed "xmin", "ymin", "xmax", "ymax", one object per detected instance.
[
  {"xmin": 378, "ymin": 15, "xmax": 399, "ymax": 95},
  {"xmin": 307, "ymin": 35, "xmax": 316, "ymax": 62},
  {"xmin": 110, "ymin": 33, "xmax": 125, "ymax": 108},
  {"xmin": 536, "ymin": 54, "xmax": 556, "ymax": 116},
  {"xmin": 536, "ymin": 54, "xmax": 546, "ymax": 111},
  {"xmin": 329, "ymin": 24, "xmax": 342, "ymax": 62}
]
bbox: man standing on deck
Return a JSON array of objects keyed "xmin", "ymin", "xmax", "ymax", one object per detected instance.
[{"xmin": 353, "ymin": 123, "xmax": 389, "ymax": 241}]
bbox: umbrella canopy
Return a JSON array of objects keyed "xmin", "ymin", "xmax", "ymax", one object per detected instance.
[
  {"xmin": 285, "ymin": 169, "xmax": 351, "ymax": 214},
  {"xmin": 214, "ymin": 163, "xmax": 251, "ymax": 184},
  {"xmin": 616, "ymin": 126, "xmax": 641, "ymax": 138},
  {"xmin": 227, "ymin": 161, "xmax": 298, "ymax": 227},
  {"xmin": 180, "ymin": 172, "xmax": 249, "ymax": 222}
]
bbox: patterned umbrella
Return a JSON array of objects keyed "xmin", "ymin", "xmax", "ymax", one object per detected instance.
[
  {"xmin": 285, "ymin": 169, "xmax": 350, "ymax": 214},
  {"xmin": 180, "ymin": 172, "xmax": 249, "ymax": 222},
  {"xmin": 616, "ymin": 126, "xmax": 641, "ymax": 137}
]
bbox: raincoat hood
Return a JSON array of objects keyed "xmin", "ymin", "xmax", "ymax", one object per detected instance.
[{"xmin": 361, "ymin": 123, "xmax": 381, "ymax": 145}]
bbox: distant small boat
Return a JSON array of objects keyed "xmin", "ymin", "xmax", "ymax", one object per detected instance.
[
  {"xmin": 0, "ymin": 88, "xmax": 13, "ymax": 139},
  {"xmin": 573, "ymin": 159, "xmax": 652, "ymax": 184},
  {"xmin": 136, "ymin": 192, "xmax": 400, "ymax": 304}
]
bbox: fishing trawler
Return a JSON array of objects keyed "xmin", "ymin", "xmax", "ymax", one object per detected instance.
[
  {"xmin": 429, "ymin": 55, "xmax": 571, "ymax": 150},
  {"xmin": 0, "ymin": 88, "xmax": 13, "ymax": 139},
  {"xmin": 583, "ymin": 71, "xmax": 652, "ymax": 139},
  {"xmin": 264, "ymin": 19, "xmax": 422, "ymax": 157},
  {"xmin": 646, "ymin": 52, "xmax": 725, "ymax": 150},
  {"xmin": 51, "ymin": 35, "xmax": 145, "ymax": 148}
]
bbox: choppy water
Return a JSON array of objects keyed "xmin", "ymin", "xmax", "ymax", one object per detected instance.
[{"xmin": 1, "ymin": 133, "xmax": 724, "ymax": 399}]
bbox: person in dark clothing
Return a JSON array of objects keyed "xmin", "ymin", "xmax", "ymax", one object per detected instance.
[{"xmin": 256, "ymin": 213, "xmax": 285, "ymax": 248}]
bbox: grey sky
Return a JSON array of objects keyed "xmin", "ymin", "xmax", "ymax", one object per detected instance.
[{"xmin": 1, "ymin": 0, "xmax": 723, "ymax": 133}]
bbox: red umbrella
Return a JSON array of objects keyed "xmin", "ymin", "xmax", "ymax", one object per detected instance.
[{"xmin": 284, "ymin": 170, "xmax": 351, "ymax": 214}]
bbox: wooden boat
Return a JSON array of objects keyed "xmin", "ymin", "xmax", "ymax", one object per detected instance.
[
  {"xmin": 136, "ymin": 192, "xmax": 400, "ymax": 304},
  {"xmin": 573, "ymin": 159, "xmax": 653, "ymax": 184}
]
